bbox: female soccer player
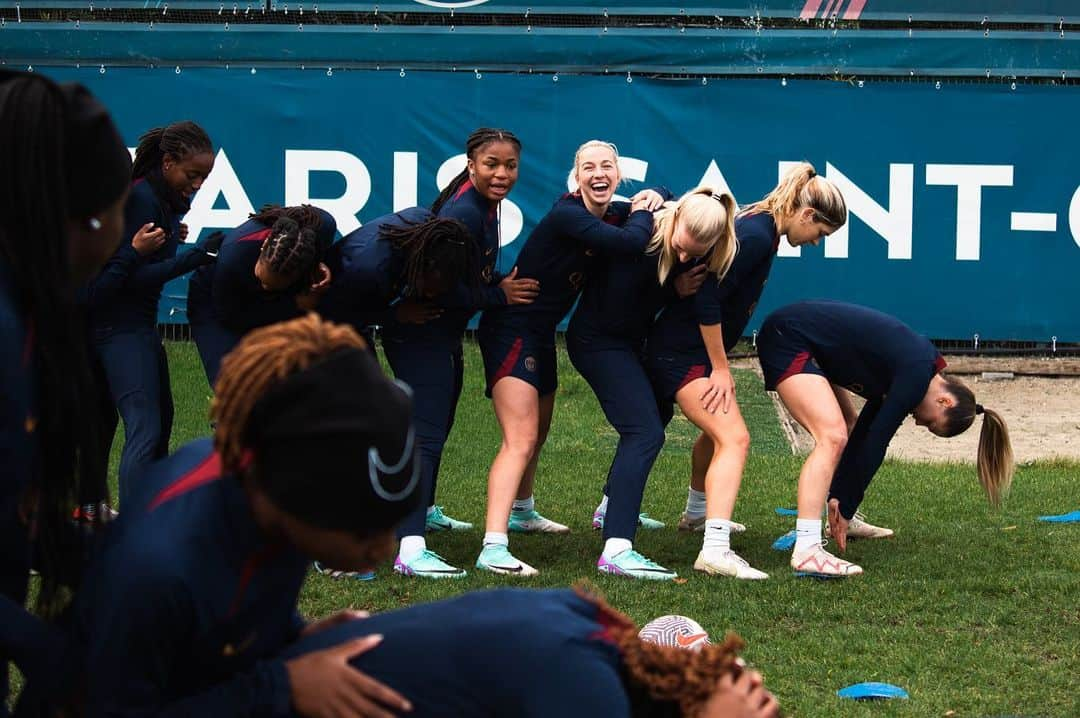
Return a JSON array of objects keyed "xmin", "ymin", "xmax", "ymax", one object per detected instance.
[
  {"xmin": 66, "ymin": 315, "xmax": 417, "ymax": 716},
  {"xmin": 474, "ymin": 139, "xmax": 667, "ymax": 576},
  {"xmin": 86, "ymin": 121, "xmax": 217, "ymax": 503},
  {"xmin": 568, "ymin": 186, "xmax": 738, "ymax": 580},
  {"xmin": 187, "ymin": 204, "xmax": 336, "ymax": 384},
  {"xmin": 387, "ymin": 128, "xmax": 539, "ymax": 580},
  {"xmin": 757, "ymin": 300, "xmax": 1014, "ymax": 577},
  {"xmin": 0, "ymin": 70, "xmax": 131, "ymax": 712},
  {"xmin": 281, "ymin": 587, "xmax": 779, "ymax": 718},
  {"xmin": 645, "ymin": 163, "xmax": 848, "ymax": 579}
]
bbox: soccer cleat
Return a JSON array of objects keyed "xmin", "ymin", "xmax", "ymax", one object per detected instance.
[
  {"xmin": 790, "ymin": 542, "xmax": 863, "ymax": 578},
  {"xmin": 597, "ymin": 549, "xmax": 677, "ymax": 581},
  {"xmin": 425, "ymin": 506, "xmax": 474, "ymax": 532},
  {"xmin": 592, "ymin": 511, "xmax": 667, "ymax": 531},
  {"xmin": 693, "ymin": 550, "xmax": 769, "ymax": 580},
  {"xmin": 508, "ymin": 509, "xmax": 570, "ymax": 534},
  {"xmin": 475, "ymin": 544, "xmax": 539, "ymax": 576},
  {"xmin": 677, "ymin": 513, "xmax": 747, "ymax": 533},
  {"xmin": 827, "ymin": 512, "xmax": 895, "ymax": 540},
  {"xmin": 313, "ymin": 562, "xmax": 376, "ymax": 581},
  {"xmin": 393, "ymin": 550, "xmax": 467, "ymax": 579}
]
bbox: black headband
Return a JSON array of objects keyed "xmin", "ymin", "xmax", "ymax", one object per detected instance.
[{"xmin": 246, "ymin": 347, "xmax": 421, "ymax": 535}]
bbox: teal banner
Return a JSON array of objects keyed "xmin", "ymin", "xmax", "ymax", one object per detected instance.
[{"xmin": 41, "ymin": 67, "xmax": 1080, "ymax": 340}]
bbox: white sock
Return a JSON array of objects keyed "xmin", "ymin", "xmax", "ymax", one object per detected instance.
[
  {"xmin": 702, "ymin": 519, "xmax": 732, "ymax": 554},
  {"xmin": 794, "ymin": 518, "xmax": 823, "ymax": 555},
  {"xmin": 511, "ymin": 496, "xmax": 535, "ymax": 513},
  {"xmin": 398, "ymin": 535, "xmax": 426, "ymax": 561},
  {"xmin": 684, "ymin": 488, "xmax": 707, "ymax": 518},
  {"xmin": 425, "ymin": 505, "xmax": 436, "ymax": 517},
  {"xmin": 595, "ymin": 495, "xmax": 609, "ymax": 515},
  {"xmin": 483, "ymin": 532, "xmax": 509, "ymax": 548},
  {"xmin": 602, "ymin": 538, "xmax": 632, "ymax": 559}
]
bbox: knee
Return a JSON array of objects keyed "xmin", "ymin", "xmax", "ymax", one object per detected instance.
[
  {"xmin": 815, "ymin": 426, "xmax": 848, "ymax": 458},
  {"xmin": 636, "ymin": 425, "xmax": 666, "ymax": 456},
  {"xmin": 727, "ymin": 426, "xmax": 751, "ymax": 457},
  {"xmin": 502, "ymin": 432, "xmax": 540, "ymax": 461}
]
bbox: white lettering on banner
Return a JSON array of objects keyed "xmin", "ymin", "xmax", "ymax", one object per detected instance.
[
  {"xmin": 284, "ymin": 150, "xmax": 371, "ymax": 235},
  {"xmin": 1069, "ymin": 185, "xmax": 1080, "ymax": 250},
  {"xmin": 825, "ymin": 163, "xmax": 914, "ymax": 260},
  {"xmin": 182, "ymin": 149, "xmax": 255, "ymax": 242},
  {"xmin": 437, "ymin": 153, "xmax": 523, "ymax": 247},
  {"xmin": 697, "ymin": 160, "xmax": 739, "ymax": 209},
  {"xmin": 926, "ymin": 164, "xmax": 1014, "ymax": 261},
  {"xmin": 393, "ymin": 152, "xmax": 419, "ymax": 211}
]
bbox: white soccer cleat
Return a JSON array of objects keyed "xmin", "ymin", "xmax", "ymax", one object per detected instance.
[
  {"xmin": 827, "ymin": 511, "xmax": 895, "ymax": 540},
  {"xmin": 693, "ymin": 550, "xmax": 769, "ymax": 580},
  {"xmin": 790, "ymin": 542, "xmax": 863, "ymax": 578}
]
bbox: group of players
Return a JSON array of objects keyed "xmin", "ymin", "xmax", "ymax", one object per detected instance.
[{"xmin": 2, "ymin": 69, "xmax": 1014, "ymax": 715}]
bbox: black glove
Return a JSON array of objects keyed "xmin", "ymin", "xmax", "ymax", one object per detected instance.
[{"xmin": 196, "ymin": 230, "xmax": 226, "ymax": 258}]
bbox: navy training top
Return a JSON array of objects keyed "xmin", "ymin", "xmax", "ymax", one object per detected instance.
[
  {"xmin": 73, "ymin": 438, "xmax": 309, "ymax": 717},
  {"xmin": 649, "ymin": 211, "xmax": 779, "ymax": 358},
  {"xmin": 280, "ymin": 588, "xmax": 658, "ymax": 718},
  {"xmin": 320, "ymin": 207, "xmax": 430, "ymax": 333},
  {"xmin": 763, "ymin": 300, "xmax": 947, "ymax": 519},
  {"xmin": 86, "ymin": 178, "xmax": 209, "ymax": 332},
  {"xmin": 187, "ymin": 208, "xmax": 337, "ymax": 336},
  {"xmin": 486, "ymin": 193, "xmax": 656, "ymax": 333},
  {"xmin": 0, "ymin": 261, "xmax": 36, "ymax": 534}
]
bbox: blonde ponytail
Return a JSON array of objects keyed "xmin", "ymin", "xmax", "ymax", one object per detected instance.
[
  {"xmin": 646, "ymin": 186, "xmax": 737, "ymax": 285},
  {"xmin": 741, "ymin": 161, "xmax": 847, "ymax": 230},
  {"xmin": 976, "ymin": 407, "xmax": 1014, "ymax": 507}
]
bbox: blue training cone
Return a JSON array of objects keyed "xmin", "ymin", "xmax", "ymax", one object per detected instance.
[
  {"xmin": 1038, "ymin": 510, "xmax": 1080, "ymax": 523},
  {"xmin": 771, "ymin": 529, "xmax": 797, "ymax": 551},
  {"xmin": 837, "ymin": 682, "xmax": 909, "ymax": 700},
  {"xmin": 774, "ymin": 507, "xmax": 798, "ymax": 517}
]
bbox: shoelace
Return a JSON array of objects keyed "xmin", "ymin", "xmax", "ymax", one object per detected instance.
[
  {"xmin": 724, "ymin": 551, "xmax": 750, "ymax": 567},
  {"xmin": 626, "ymin": 550, "xmax": 662, "ymax": 568}
]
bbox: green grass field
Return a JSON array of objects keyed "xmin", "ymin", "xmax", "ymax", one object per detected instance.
[{"xmin": 121, "ymin": 340, "xmax": 1080, "ymax": 716}]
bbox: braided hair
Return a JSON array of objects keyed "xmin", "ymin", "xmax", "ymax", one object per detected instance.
[
  {"xmin": 131, "ymin": 120, "xmax": 212, "ymax": 180},
  {"xmin": 380, "ymin": 216, "xmax": 481, "ymax": 296},
  {"xmin": 250, "ymin": 204, "xmax": 326, "ymax": 233},
  {"xmin": 577, "ymin": 588, "xmax": 746, "ymax": 717},
  {"xmin": 258, "ymin": 217, "xmax": 321, "ymax": 291},
  {"xmin": 431, "ymin": 127, "xmax": 522, "ymax": 214},
  {"xmin": 0, "ymin": 73, "xmax": 115, "ymax": 614}
]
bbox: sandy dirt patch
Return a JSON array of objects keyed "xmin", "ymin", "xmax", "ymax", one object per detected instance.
[{"xmin": 734, "ymin": 356, "xmax": 1080, "ymax": 463}]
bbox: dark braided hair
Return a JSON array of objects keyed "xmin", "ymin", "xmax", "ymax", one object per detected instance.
[
  {"xmin": 259, "ymin": 217, "xmax": 320, "ymax": 291},
  {"xmin": 379, "ymin": 216, "xmax": 481, "ymax": 296},
  {"xmin": 250, "ymin": 204, "xmax": 325, "ymax": 233},
  {"xmin": 430, "ymin": 127, "xmax": 522, "ymax": 215},
  {"xmin": 0, "ymin": 73, "xmax": 115, "ymax": 615},
  {"xmin": 131, "ymin": 120, "xmax": 212, "ymax": 180}
]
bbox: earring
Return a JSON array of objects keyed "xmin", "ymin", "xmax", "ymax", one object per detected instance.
[{"xmin": 88, "ymin": 218, "xmax": 102, "ymax": 231}]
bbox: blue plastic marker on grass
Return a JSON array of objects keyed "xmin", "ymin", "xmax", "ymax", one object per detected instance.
[
  {"xmin": 1038, "ymin": 509, "xmax": 1080, "ymax": 523},
  {"xmin": 774, "ymin": 507, "xmax": 798, "ymax": 516},
  {"xmin": 837, "ymin": 682, "xmax": 909, "ymax": 700},
  {"xmin": 771, "ymin": 529, "xmax": 796, "ymax": 551}
]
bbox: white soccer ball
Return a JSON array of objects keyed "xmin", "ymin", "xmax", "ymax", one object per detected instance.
[{"xmin": 638, "ymin": 615, "xmax": 711, "ymax": 650}]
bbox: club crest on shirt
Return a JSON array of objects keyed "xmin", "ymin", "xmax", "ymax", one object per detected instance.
[
  {"xmin": 524, "ymin": 356, "xmax": 537, "ymax": 372},
  {"xmin": 569, "ymin": 271, "xmax": 585, "ymax": 290},
  {"xmin": 482, "ymin": 265, "xmax": 493, "ymax": 283},
  {"xmin": 24, "ymin": 414, "xmax": 36, "ymax": 434},
  {"xmin": 222, "ymin": 631, "xmax": 257, "ymax": 657}
]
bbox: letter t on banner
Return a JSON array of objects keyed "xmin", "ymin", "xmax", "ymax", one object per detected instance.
[{"xmin": 926, "ymin": 164, "xmax": 1013, "ymax": 261}]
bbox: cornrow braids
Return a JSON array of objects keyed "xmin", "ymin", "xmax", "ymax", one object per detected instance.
[
  {"xmin": 431, "ymin": 127, "xmax": 522, "ymax": 214},
  {"xmin": 575, "ymin": 588, "xmax": 745, "ymax": 717},
  {"xmin": 258, "ymin": 217, "xmax": 321, "ymax": 290},
  {"xmin": 250, "ymin": 204, "xmax": 325, "ymax": 234},
  {"xmin": 131, "ymin": 120, "xmax": 212, "ymax": 180},
  {"xmin": 380, "ymin": 216, "xmax": 482, "ymax": 296},
  {"xmin": 210, "ymin": 313, "xmax": 368, "ymax": 473}
]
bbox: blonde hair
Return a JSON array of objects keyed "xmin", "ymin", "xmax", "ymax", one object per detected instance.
[
  {"xmin": 940, "ymin": 376, "xmax": 1015, "ymax": 506},
  {"xmin": 571, "ymin": 139, "xmax": 623, "ymax": 187},
  {"xmin": 741, "ymin": 161, "xmax": 847, "ymax": 230},
  {"xmin": 646, "ymin": 186, "xmax": 738, "ymax": 285}
]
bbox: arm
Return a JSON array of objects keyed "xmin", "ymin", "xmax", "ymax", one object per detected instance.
[
  {"xmin": 127, "ymin": 246, "xmax": 212, "ymax": 292},
  {"xmin": 828, "ymin": 369, "xmax": 932, "ymax": 520},
  {"xmin": 82, "ymin": 244, "xmax": 142, "ymax": 308},
  {"xmin": 553, "ymin": 203, "xmax": 655, "ymax": 255},
  {"xmin": 696, "ymin": 322, "xmax": 737, "ymax": 414},
  {"xmin": 212, "ymin": 251, "xmax": 303, "ymax": 335}
]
